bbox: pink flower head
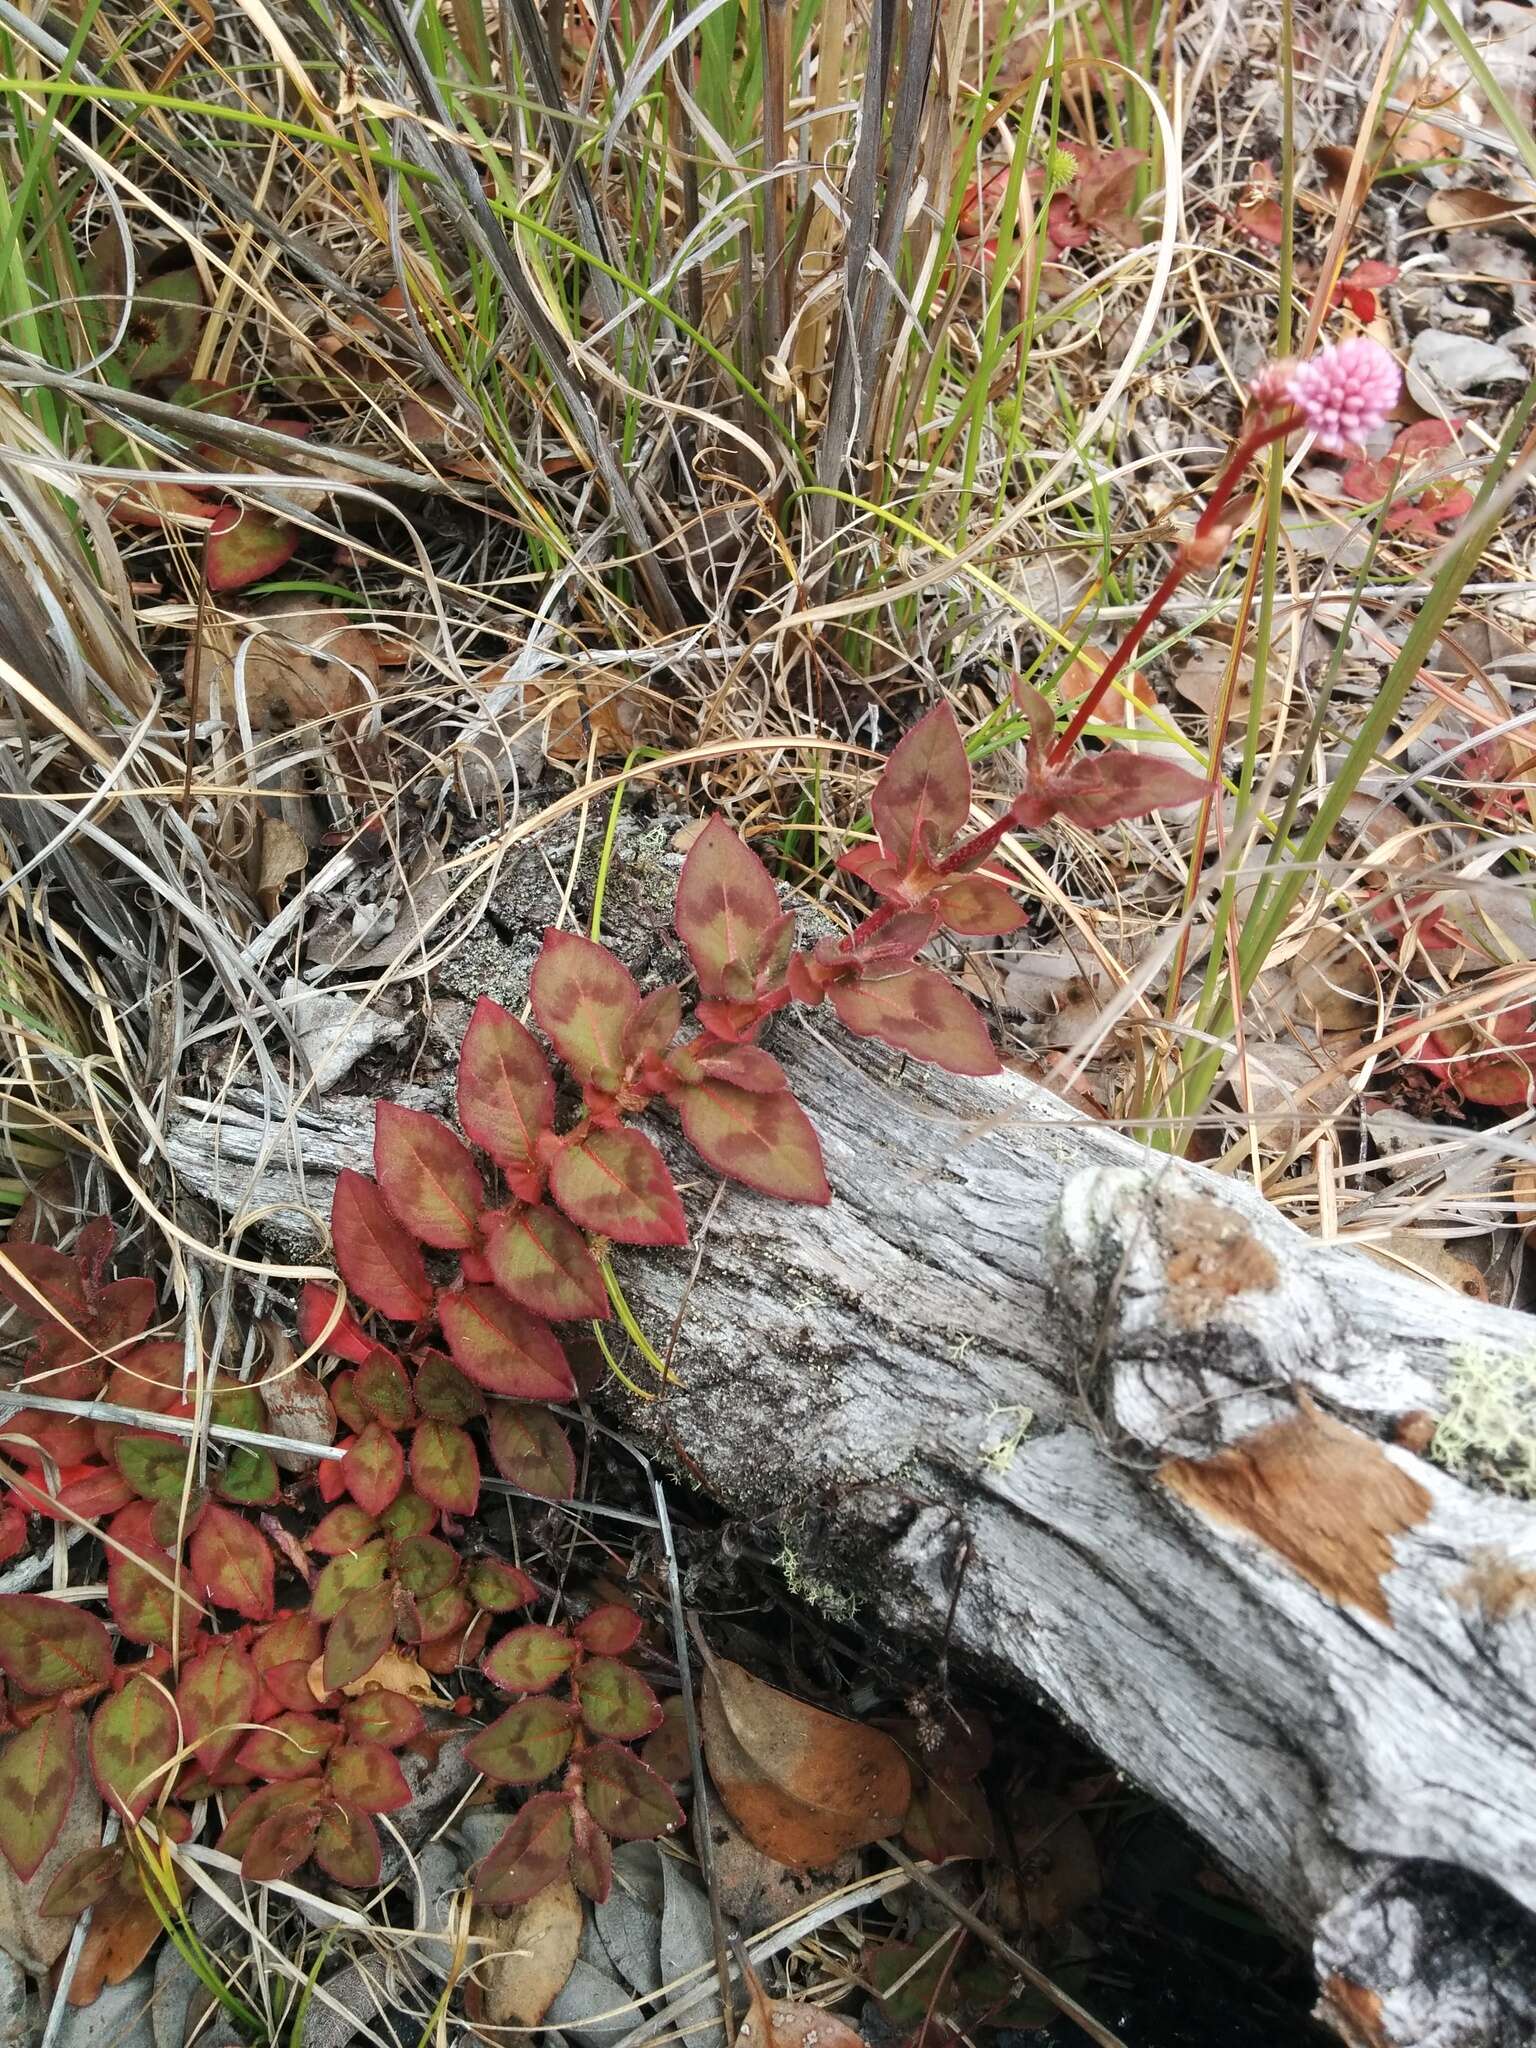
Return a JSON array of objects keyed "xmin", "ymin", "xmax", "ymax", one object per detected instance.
[
  {"xmin": 1249, "ymin": 359, "xmax": 1297, "ymax": 411},
  {"xmin": 1284, "ymin": 338, "xmax": 1402, "ymax": 453}
]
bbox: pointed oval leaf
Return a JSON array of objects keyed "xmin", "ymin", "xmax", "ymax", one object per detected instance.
[
  {"xmin": 410, "ymin": 1419, "xmax": 480, "ymax": 1517},
  {"xmin": 124, "ymin": 268, "xmax": 203, "ymax": 380},
  {"xmin": 674, "ymin": 816, "xmax": 784, "ymax": 997},
  {"xmin": 310, "ymin": 1503, "xmax": 380, "ymax": 1556},
  {"xmin": 238, "ymin": 1713, "xmax": 335, "ymax": 1782},
  {"xmin": 931, "ymin": 874, "xmax": 1027, "ymax": 936},
  {"xmin": 485, "ymin": 1205, "xmax": 610, "ymax": 1322},
  {"xmin": 342, "ymin": 1691, "xmax": 425, "ymax": 1749},
  {"xmin": 473, "ymin": 1791, "xmax": 574, "ymax": 1911},
  {"xmin": 828, "ymin": 966, "xmax": 1001, "ymax": 1077},
  {"xmin": 378, "ymin": 1489, "xmax": 437, "ymax": 1543},
  {"xmin": 331, "ymin": 1169, "xmax": 433, "ymax": 1322},
  {"xmin": 413, "ymin": 1349, "xmax": 485, "ymax": 1422},
  {"xmin": 577, "ymin": 1659, "xmax": 663, "ymax": 1741},
  {"xmin": 312, "ymin": 1541, "xmax": 389, "ymax": 1622},
  {"xmin": 548, "ymin": 1127, "xmax": 688, "ymax": 1246},
  {"xmin": 216, "ymin": 1444, "xmax": 281, "ymax": 1507},
  {"xmin": 465, "ymin": 1696, "xmax": 577, "ymax": 1785},
  {"xmin": 390, "ymin": 1533, "xmax": 458, "ymax": 1600},
  {"xmin": 242, "ymin": 1799, "xmax": 321, "ymax": 1881},
  {"xmin": 569, "ymin": 1804, "xmax": 613, "ymax": 1904},
  {"xmin": 41, "ymin": 1842, "xmax": 126, "ymax": 1918},
  {"xmin": 189, "ymin": 1505, "xmax": 275, "ymax": 1621},
  {"xmin": 872, "ymin": 702, "xmax": 971, "ymax": 868},
  {"xmin": 343, "ymin": 1422, "xmax": 406, "ymax": 1516},
  {"xmin": 457, "ymin": 996, "xmax": 556, "ymax": 1178},
  {"xmin": 487, "ymin": 1403, "xmax": 575, "ymax": 1499},
  {"xmin": 574, "ymin": 1606, "xmax": 643, "ymax": 1657},
  {"xmin": 177, "ymin": 1640, "xmax": 259, "ymax": 1773},
  {"xmin": 327, "ymin": 1740, "xmax": 411, "ymax": 1812},
  {"xmin": 439, "ymin": 1287, "xmax": 575, "ymax": 1401},
  {"xmin": 582, "ymin": 1740, "xmax": 685, "ymax": 1840},
  {"xmin": 314, "ymin": 1800, "xmax": 382, "ymax": 1887},
  {"xmin": 205, "ymin": 502, "xmax": 300, "ymax": 594},
  {"xmin": 482, "ymin": 1623, "xmax": 578, "ymax": 1694},
  {"xmin": 0, "ymin": 1594, "xmax": 112, "ymax": 1697},
  {"xmin": 331, "ymin": 1376, "xmax": 367, "ymax": 1433},
  {"xmin": 0, "ymin": 1241, "xmax": 87, "ymax": 1325},
  {"xmin": 467, "ymin": 1557, "xmax": 538, "ymax": 1614},
  {"xmin": 413, "ymin": 1584, "xmax": 472, "ymax": 1643},
  {"xmin": 217, "ymin": 1778, "xmax": 320, "ymax": 1859},
  {"xmin": 324, "ymin": 1582, "xmax": 396, "ymax": 1691},
  {"xmin": 530, "ymin": 930, "xmax": 641, "ymax": 1087},
  {"xmin": 676, "ymin": 1080, "xmax": 831, "ymax": 1204},
  {"xmin": 374, "ymin": 1103, "xmax": 484, "ymax": 1250},
  {"xmin": 255, "ymin": 1611, "xmax": 323, "ymax": 1677},
  {"xmin": 297, "ymin": 1281, "xmax": 372, "ymax": 1366},
  {"xmin": 107, "ymin": 1545, "xmax": 199, "ymax": 1652},
  {"xmin": 90, "ymin": 1673, "xmax": 179, "ymax": 1821},
  {"xmin": 622, "ymin": 985, "xmax": 684, "ymax": 1063},
  {"xmin": 355, "ymin": 1348, "xmax": 415, "ymax": 1431},
  {"xmin": 0, "ymin": 1704, "xmax": 80, "ymax": 1879}
]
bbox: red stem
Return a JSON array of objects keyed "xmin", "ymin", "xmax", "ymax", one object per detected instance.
[{"xmin": 1046, "ymin": 409, "xmax": 1302, "ymax": 766}]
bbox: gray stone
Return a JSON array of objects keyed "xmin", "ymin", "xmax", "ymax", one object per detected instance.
[
  {"xmin": 151, "ymin": 1942, "xmax": 206, "ymax": 2048},
  {"xmin": 0, "ymin": 1955, "xmax": 37, "ymax": 2048},
  {"xmin": 543, "ymin": 1958, "xmax": 636, "ymax": 2048},
  {"xmin": 52, "ymin": 1969, "xmax": 155, "ymax": 2048},
  {"xmin": 452, "ymin": 1810, "xmax": 508, "ymax": 1872},
  {"xmin": 406, "ymin": 1844, "xmax": 464, "ymax": 1981},
  {"xmin": 397, "ymin": 1734, "xmax": 475, "ymax": 1848}
]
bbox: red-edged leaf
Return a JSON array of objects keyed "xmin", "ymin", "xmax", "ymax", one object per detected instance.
[
  {"xmin": 89, "ymin": 1673, "xmax": 179, "ymax": 1820},
  {"xmin": 582, "ymin": 1740, "xmax": 685, "ymax": 1840},
  {"xmin": 484, "ymin": 1204, "xmax": 610, "ymax": 1321},
  {"xmin": 238, "ymin": 1713, "xmax": 336, "ymax": 1782},
  {"xmin": 9, "ymin": 1408, "xmax": 98, "ymax": 1470},
  {"xmin": 412, "ymin": 1350, "xmax": 483, "ymax": 1423},
  {"xmin": 0, "ymin": 1241, "xmax": 86, "ymax": 1325},
  {"xmin": 390, "ymin": 1533, "xmax": 459, "ymax": 1599},
  {"xmin": 0, "ymin": 1594, "xmax": 112, "ymax": 1697},
  {"xmin": 872, "ymin": 703, "xmax": 971, "ymax": 868},
  {"xmin": 482, "ymin": 1623, "xmax": 578, "ymax": 1694},
  {"xmin": 1027, "ymin": 747, "xmax": 1208, "ymax": 832},
  {"xmin": 254, "ymin": 1611, "xmax": 322, "ymax": 1678},
  {"xmin": 204, "ymin": 502, "xmax": 300, "ymax": 593},
  {"xmin": 473, "ymin": 1791, "xmax": 574, "ymax": 1910},
  {"xmin": 465, "ymin": 1696, "xmax": 577, "ymax": 1784},
  {"xmin": 0, "ymin": 1704, "xmax": 79, "ymax": 1879},
  {"xmin": 412, "ymin": 1584, "xmax": 472, "ymax": 1643},
  {"xmin": 177, "ymin": 1640, "xmax": 259, "ymax": 1773},
  {"xmin": 828, "ymin": 966, "xmax": 1000, "ymax": 1077},
  {"xmin": 467, "ymin": 1557, "xmax": 538, "ymax": 1613},
  {"xmin": 343, "ymin": 1423, "xmax": 406, "ymax": 1515},
  {"xmin": 217, "ymin": 1778, "xmax": 320, "ymax": 1858},
  {"xmin": 577, "ymin": 1658, "xmax": 663, "ymax": 1740},
  {"xmin": 622, "ymin": 986, "xmax": 684, "ymax": 1063},
  {"xmin": 11, "ymin": 1462, "xmax": 135, "ymax": 1525},
  {"xmin": 310, "ymin": 1503, "xmax": 380, "ymax": 1555},
  {"xmin": 548, "ymin": 1127, "xmax": 688, "ymax": 1246},
  {"xmin": 331, "ymin": 1375, "xmax": 367, "ymax": 1433},
  {"xmin": 313, "ymin": 1801, "xmax": 381, "ymax": 1887},
  {"xmin": 324, "ymin": 1582, "xmax": 395, "ymax": 1690},
  {"xmin": 354, "ymin": 1348, "xmax": 415, "ymax": 1431},
  {"xmin": 530, "ymin": 930, "xmax": 641, "ymax": 1087},
  {"xmin": 242, "ymin": 1799, "xmax": 321, "ymax": 1881},
  {"xmin": 674, "ymin": 816, "xmax": 784, "ymax": 998},
  {"xmin": 675, "ymin": 1080, "xmax": 830, "ymax": 1204},
  {"xmin": 570, "ymin": 1804, "xmax": 613, "ymax": 1904},
  {"xmin": 330, "ymin": 1170, "xmax": 433, "ymax": 1322},
  {"xmin": 41, "ymin": 1843, "xmax": 125, "ymax": 1918},
  {"xmin": 374, "ymin": 1103, "xmax": 483, "ymax": 1250},
  {"xmin": 682, "ymin": 1042, "xmax": 787, "ymax": 1093},
  {"xmin": 318, "ymin": 1448, "xmax": 347, "ymax": 1501},
  {"xmin": 189, "ymin": 1504, "xmax": 275, "ymax": 1621},
  {"xmin": 327, "ymin": 1741, "xmax": 411, "ymax": 1812},
  {"xmin": 312, "ymin": 1541, "xmax": 389, "ymax": 1621},
  {"xmin": 342, "ymin": 1691, "xmax": 425, "ymax": 1748},
  {"xmin": 932, "ymin": 874, "xmax": 1027, "ymax": 936},
  {"xmin": 107, "ymin": 1545, "xmax": 200, "ymax": 1653},
  {"xmin": 487, "ymin": 1403, "xmax": 575, "ymax": 1499},
  {"xmin": 216, "ymin": 1444, "xmax": 280, "ymax": 1508},
  {"xmin": 378, "ymin": 1489, "xmax": 437, "ymax": 1543},
  {"xmin": 574, "ymin": 1605, "xmax": 642, "ymax": 1656},
  {"xmin": 0, "ymin": 1499, "xmax": 25, "ymax": 1566},
  {"xmin": 438, "ymin": 1287, "xmax": 575, "ymax": 1401},
  {"xmin": 456, "ymin": 997, "xmax": 556, "ymax": 1177},
  {"xmin": 297, "ymin": 1281, "xmax": 372, "ymax": 1366},
  {"xmin": 410, "ymin": 1420, "xmax": 480, "ymax": 1517}
]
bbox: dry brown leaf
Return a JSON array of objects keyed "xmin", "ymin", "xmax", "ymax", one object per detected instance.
[
  {"xmin": 699, "ymin": 1656, "xmax": 910, "ymax": 1872},
  {"xmin": 256, "ymin": 814, "xmax": 310, "ymax": 917},
  {"xmin": 1427, "ymin": 187, "xmax": 1536, "ymax": 235},
  {"xmin": 1513, "ymin": 1165, "xmax": 1536, "ymax": 1245},
  {"xmin": 68, "ymin": 1867, "xmax": 162, "ymax": 2007},
  {"xmin": 1381, "ymin": 74, "xmax": 1462, "ymax": 166},
  {"xmin": 1161, "ymin": 1394, "xmax": 1431, "ymax": 1624},
  {"xmin": 307, "ymin": 1645, "xmax": 440, "ymax": 1705},
  {"xmin": 467, "ymin": 1875, "xmax": 581, "ymax": 2028},
  {"xmin": 739, "ymin": 1963, "xmax": 865, "ymax": 2048},
  {"xmin": 258, "ymin": 1329, "xmax": 337, "ymax": 1471},
  {"xmin": 521, "ymin": 671, "xmax": 643, "ymax": 763},
  {"xmin": 994, "ymin": 1790, "xmax": 1100, "ymax": 1934},
  {"xmin": 696, "ymin": 1803, "xmax": 857, "ymax": 1937},
  {"xmin": 1354, "ymin": 1231, "xmax": 1490, "ymax": 1303},
  {"xmin": 185, "ymin": 595, "xmax": 383, "ymax": 726}
]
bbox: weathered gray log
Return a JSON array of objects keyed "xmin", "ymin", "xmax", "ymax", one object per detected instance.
[{"xmin": 165, "ymin": 824, "xmax": 1536, "ymax": 2048}]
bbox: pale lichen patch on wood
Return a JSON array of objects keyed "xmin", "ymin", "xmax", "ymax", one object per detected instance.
[
  {"xmin": 1452, "ymin": 1546, "xmax": 1536, "ymax": 1622},
  {"xmin": 1160, "ymin": 1396, "xmax": 1431, "ymax": 1624}
]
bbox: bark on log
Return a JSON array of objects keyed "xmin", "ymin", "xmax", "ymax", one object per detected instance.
[{"xmin": 165, "ymin": 821, "xmax": 1536, "ymax": 2048}]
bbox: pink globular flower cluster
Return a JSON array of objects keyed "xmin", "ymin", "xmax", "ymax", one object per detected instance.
[{"xmin": 1257, "ymin": 337, "xmax": 1403, "ymax": 452}]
